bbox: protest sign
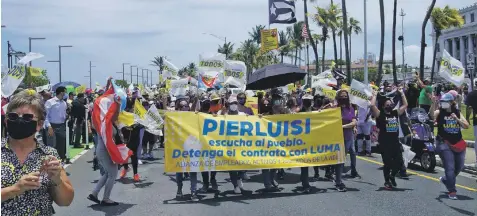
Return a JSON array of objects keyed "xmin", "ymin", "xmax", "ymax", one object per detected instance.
[
  {"xmin": 223, "ymin": 60, "xmax": 247, "ymax": 88},
  {"xmin": 1, "ymin": 52, "xmax": 44, "ymax": 97},
  {"xmin": 439, "ymin": 49, "xmax": 465, "ymax": 86},
  {"xmin": 311, "ymin": 70, "xmax": 337, "ymax": 88},
  {"xmin": 260, "ymin": 28, "xmax": 279, "ymax": 53},
  {"xmin": 349, "ymin": 79, "xmax": 372, "ymax": 108},
  {"xmin": 169, "ymin": 79, "xmax": 189, "ymax": 96},
  {"xmin": 164, "ymin": 108, "xmax": 345, "ymax": 172},
  {"xmin": 144, "ymin": 105, "xmax": 164, "ymax": 135}
]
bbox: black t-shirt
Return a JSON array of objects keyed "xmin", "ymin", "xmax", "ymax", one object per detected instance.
[
  {"xmin": 377, "ymin": 110, "xmax": 400, "ymax": 147},
  {"xmin": 437, "ymin": 108, "xmax": 462, "ymax": 144}
]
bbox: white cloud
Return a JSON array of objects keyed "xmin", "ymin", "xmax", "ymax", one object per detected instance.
[{"xmin": 1, "ymin": 0, "xmax": 474, "ymax": 85}]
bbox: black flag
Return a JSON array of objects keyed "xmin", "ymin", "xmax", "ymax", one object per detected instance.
[{"xmin": 269, "ymin": 0, "xmax": 297, "ymax": 24}]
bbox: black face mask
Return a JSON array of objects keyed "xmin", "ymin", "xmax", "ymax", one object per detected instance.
[
  {"xmin": 238, "ymin": 98, "xmax": 246, "ymax": 106},
  {"xmin": 7, "ymin": 119, "xmax": 38, "ymax": 140},
  {"xmin": 338, "ymin": 98, "xmax": 349, "ymax": 105},
  {"xmin": 201, "ymin": 101, "xmax": 211, "ymax": 112},
  {"xmin": 303, "ymin": 99, "xmax": 312, "ymax": 107},
  {"xmin": 384, "ymin": 106, "xmax": 393, "ymax": 112}
]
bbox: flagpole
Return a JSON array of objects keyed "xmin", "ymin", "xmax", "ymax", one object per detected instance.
[{"xmin": 363, "ymin": 0, "xmax": 369, "ymax": 85}]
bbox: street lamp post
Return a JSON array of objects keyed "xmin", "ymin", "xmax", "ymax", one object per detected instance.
[
  {"xmin": 28, "ymin": 37, "xmax": 46, "ymax": 67},
  {"xmin": 130, "ymin": 65, "xmax": 137, "ymax": 84},
  {"xmin": 202, "ymin": 32, "xmax": 228, "ymax": 58},
  {"xmin": 142, "ymin": 69, "xmax": 147, "ymax": 85},
  {"xmin": 47, "ymin": 45, "xmax": 73, "ymax": 82},
  {"xmin": 85, "ymin": 61, "xmax": 95, "ymax": 88},
  {"xmin": 136, "ymin": 67, "xmax": 139, "ymax": 84},
  {"xmin": 150, "ymin": 70, "xmax": 153, "ymax": 86},
  {"xmin": 121, "ymin": 63, "xmax": 130, "ymax": 81}
]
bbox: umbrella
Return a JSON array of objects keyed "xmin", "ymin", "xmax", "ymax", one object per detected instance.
[
  {"xmin": 51, "ymin": 81, "xmax": 81, "ymax": 92},
  {"xmin": 246, "ymin": 63, "xmax": 306, "ymax": 90}
]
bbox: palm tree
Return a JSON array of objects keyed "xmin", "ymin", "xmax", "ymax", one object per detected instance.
[
  {"xmin": 348, "ymin": 17, "xmax": 362, "ymax": 64},
  {"xmin": 287, "ymin": 21, "xmax": 305, "ymax": 65},
  {"xmin": 303, "ymin": 0, "xmax": 320, "ymax": 82},
  {"xmin": 430, "ymin": 6, "xmax": 464, "ymax": 82},
  {"xmin": 218, "ymin": 42, "xmax": 234, "ymax": 59},
  {"xmin": 151, "ymin": 56, "xmax": 166, "ymax": 72},
  {"xmin": 328, "ymin": 2, "xmax": 342, "ymax": 64},
  {"xmin": 240, "ymin": 39, "xmax": 260, "ymax": 75},
  {"xmin": 187, "ymin": 62, "xmax": 197, "ymax": 77},
  {"xmin": 249, "ymin": 25, "xmax": 266, "ymax": 44},
  {"xmin": 313, "ymin": 6, "xmax": 330, "ymax": 72},
  {"xmin": 376, "ymin": 0, "xmax": 385, "ymax": 84},
  {"xmin": 392, "ymin": 0, "xmax": 398, "ymax": 84},
  {"xmin": 419, "ymin": 0, "xmax": 437, "ymax": 79},
  {"xmin": 341, "ymin": 0, "xmax": 351, "ymax": 84},
  {"xmin": 278, "ymin": 30, "xmax": 291, "ymax": 63}
]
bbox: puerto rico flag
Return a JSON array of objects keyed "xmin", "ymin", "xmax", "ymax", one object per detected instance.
[{"xmin": 92, "ymin": 79, "xmax": 132, "ymax": 164}]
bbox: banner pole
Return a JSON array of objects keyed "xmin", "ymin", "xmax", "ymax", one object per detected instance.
[
  {"xmin": 65, "ymin": 120, "xmax": 71, "ymax": 164},
  {"xmin": 84, "ymin": 106, "xmax": 90, "ymax": 150}
]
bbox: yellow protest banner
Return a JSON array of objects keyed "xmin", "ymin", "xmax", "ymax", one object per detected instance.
[
  {"xmin": 118, "ymin": 111, "xmax": 134, "ymax": 127},
  {"xmin": 134, "ymin": 99, "xmax": 147, "ymax": 118},
  {"xmin": 164, "ymin": 109, "xmax": 345, "ymax": 172},
  {"xmin": 287, "ymin": 83, "xmax": 296, "ymax": 92},
  {"xmin": 260, "ymin": 28, "xmax": 278, "ymax": 53},
  {"xmin": 322, "ymin": 89, "xmax": 336, "ymax": 99}
]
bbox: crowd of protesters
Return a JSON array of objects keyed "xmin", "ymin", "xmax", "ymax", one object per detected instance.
[{"xmin": 1, "ymin": 73, "xmax": 476, "ymax": 215}]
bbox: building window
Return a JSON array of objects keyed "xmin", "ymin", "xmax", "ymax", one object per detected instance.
[{"xmin": 471, "ymin": 13, "xmax": 475, "ymax": 22}]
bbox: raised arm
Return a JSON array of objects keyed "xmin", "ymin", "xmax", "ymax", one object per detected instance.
[
  {"xmin": 397, "ymin": 87, "xmax": 408, "ymax": 116},
  {"xmin": 369, "ymin": 91, "xmax": 380, "ymax": 118}
]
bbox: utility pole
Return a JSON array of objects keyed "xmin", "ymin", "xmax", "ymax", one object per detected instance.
[
  {"xmin": 363, "ymin": 0, "xmax": 368, "ymax": 84},
  {"xmin": 399, "ymin": 9, "xmax": 406, "ymax": 80},
  {"xmin": 150, "ymin": 70, "xmax": 153, "ymax": 86},
  {"xmin": 28, "ymin": 37, "xmax": 46, "ymax": 67},
  {"xmin": 130, "ymin": 65, "xmax": 137, "ymax": 84},
  {"xmin": 136, "ymin": 67, "xmax": 139, "ymax": 84},
  {"xmin": 122, "ymin": 63, "xmax": 129, "ymax": 81},
  {"xmin": 47, "ymin": 45, "xmax": 73, "ymax": 82},
  {"xmin": 85, "ymin": 61, "xmax": 95, "ymax": 88},
  {"xmin": 143, "ymin": 69, "xmax": 147, "ymax": 86}
]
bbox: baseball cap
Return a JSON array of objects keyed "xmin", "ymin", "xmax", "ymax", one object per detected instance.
[
  {"xmin": 440, "ymin": 93, "xmax": 454, "ymax": 102},
  {"xmin": 210, "ymin": 93, "xmax": 220, "ymax": 101}
]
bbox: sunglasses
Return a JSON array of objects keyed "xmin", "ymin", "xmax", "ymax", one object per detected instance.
[{"xmin": 7, "ymin": 113, "xmax": 36, "ymax": 122}]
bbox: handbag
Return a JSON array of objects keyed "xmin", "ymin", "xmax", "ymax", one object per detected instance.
[{"xmin": 444, "ymin": 139, "xmax": 466, "ymax": 153}]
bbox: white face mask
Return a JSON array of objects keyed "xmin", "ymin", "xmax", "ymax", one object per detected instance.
[
  {"xmin": 229, "ymin": 104, "xmax": 238, "ymax": 111},
  {"xmin": 440, "ymin": 102, "xmax": 450, "ymax": 109},
  {"xmin": 180, "ymin": 101, "xmax": 187, "ymax": 106}
]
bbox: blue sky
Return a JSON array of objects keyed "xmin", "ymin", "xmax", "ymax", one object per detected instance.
[{"xmin": 1, "ymin": 0, "xmax": 475, "ymax": 87}]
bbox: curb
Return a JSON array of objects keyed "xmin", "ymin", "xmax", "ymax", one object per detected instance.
[
  {"xmin": 465, "ymin": 140, "xmax": 475, "ymax": 148},
  {"xmin": 435, "ymin": 155, "xmax": 477, "ymax": 175},
  {"xmin": 64, "ymin": 145, "xmax": 92, "ymax": 169}
]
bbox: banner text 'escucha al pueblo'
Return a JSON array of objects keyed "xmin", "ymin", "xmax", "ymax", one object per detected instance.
[{"xmin": 165, "ymin": 109, "xmax": 345, "ymax": 172}]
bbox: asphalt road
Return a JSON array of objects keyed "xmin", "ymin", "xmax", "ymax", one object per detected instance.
[{"xmin": 55, "ymin": 149, "xmax": 477, "ymax": 216}]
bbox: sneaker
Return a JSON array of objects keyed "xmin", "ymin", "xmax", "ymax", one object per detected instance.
[
  {"xmin": 198, "ymin": 185, "xmax": 209, "ymax": 193},
  {"xmin": 176, "ymin": 187, "xmax": 183, "ymax": 199},
  {"xmin": 439, "ymin": 176, "xmax": 446, "ymax": 185},
  {"xmin": 191, "ymin": 192, "xmax": 199, "ymax": 201},
  {"xmin": 242, "ymin": 173, "xmax": 250, "ymax": 180},
  {"xmin": 390, "ymin": 176, "xmax": 397, "ymax": 187},
  {"xmin": 366, "ymin": 152, "xmax": 372, "ymax": 157},
  {"xmin": 303, "ymin": 185, "xmax": 311, "ymax": 194},
  {"xmin": 233, "ymin": 186, "xmax": 241, "ymax": 194},
  {"xmin": 448, "ymin": 192, "xmax": 458, "ymax": 200},
  {"xmin": 271, "ymin": 179, "xmax": 279, "ymax": 188},
  {"xmin": 237, "ymin": 179, "xmax": 244, "ymax": 190},
  {"xmin": 350, "ymin": 171, "xmax": 360, "ymax": 178},
  {"xmin": 120, "ymin": 168, "xmax": 129, "ymax": 179},
  {"xmin": 398, "ymin": 172, "xmax": 409, "ymax": 179},
  {"xmin": 335, "ymin": 183, "xmax": 347, "ymax": 192},
  {"xmin": 138, "ymin": 160, "xmax": 143, "ymax": 165},
  {"xmin": 384, "ymin": 182, "xmax": 392, "ymax": 190},
  {"xmin": 133, "ymin": 174, "xmax": 140, "ymax": 182}
]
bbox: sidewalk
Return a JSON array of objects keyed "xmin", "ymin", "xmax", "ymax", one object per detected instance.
[{"xmin": 436, "ymin": 147, "xmax": 477, "ymax": 175}]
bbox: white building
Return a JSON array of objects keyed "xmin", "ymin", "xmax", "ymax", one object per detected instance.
[{"xmin": 432, "ymin": 3, "xmax": 477, "ymax": 76}]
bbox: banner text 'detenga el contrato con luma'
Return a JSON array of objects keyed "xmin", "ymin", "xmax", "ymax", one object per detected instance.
[{"xmin": 164, "ymin": 108, "xmax": 345, "ymax": 172}]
